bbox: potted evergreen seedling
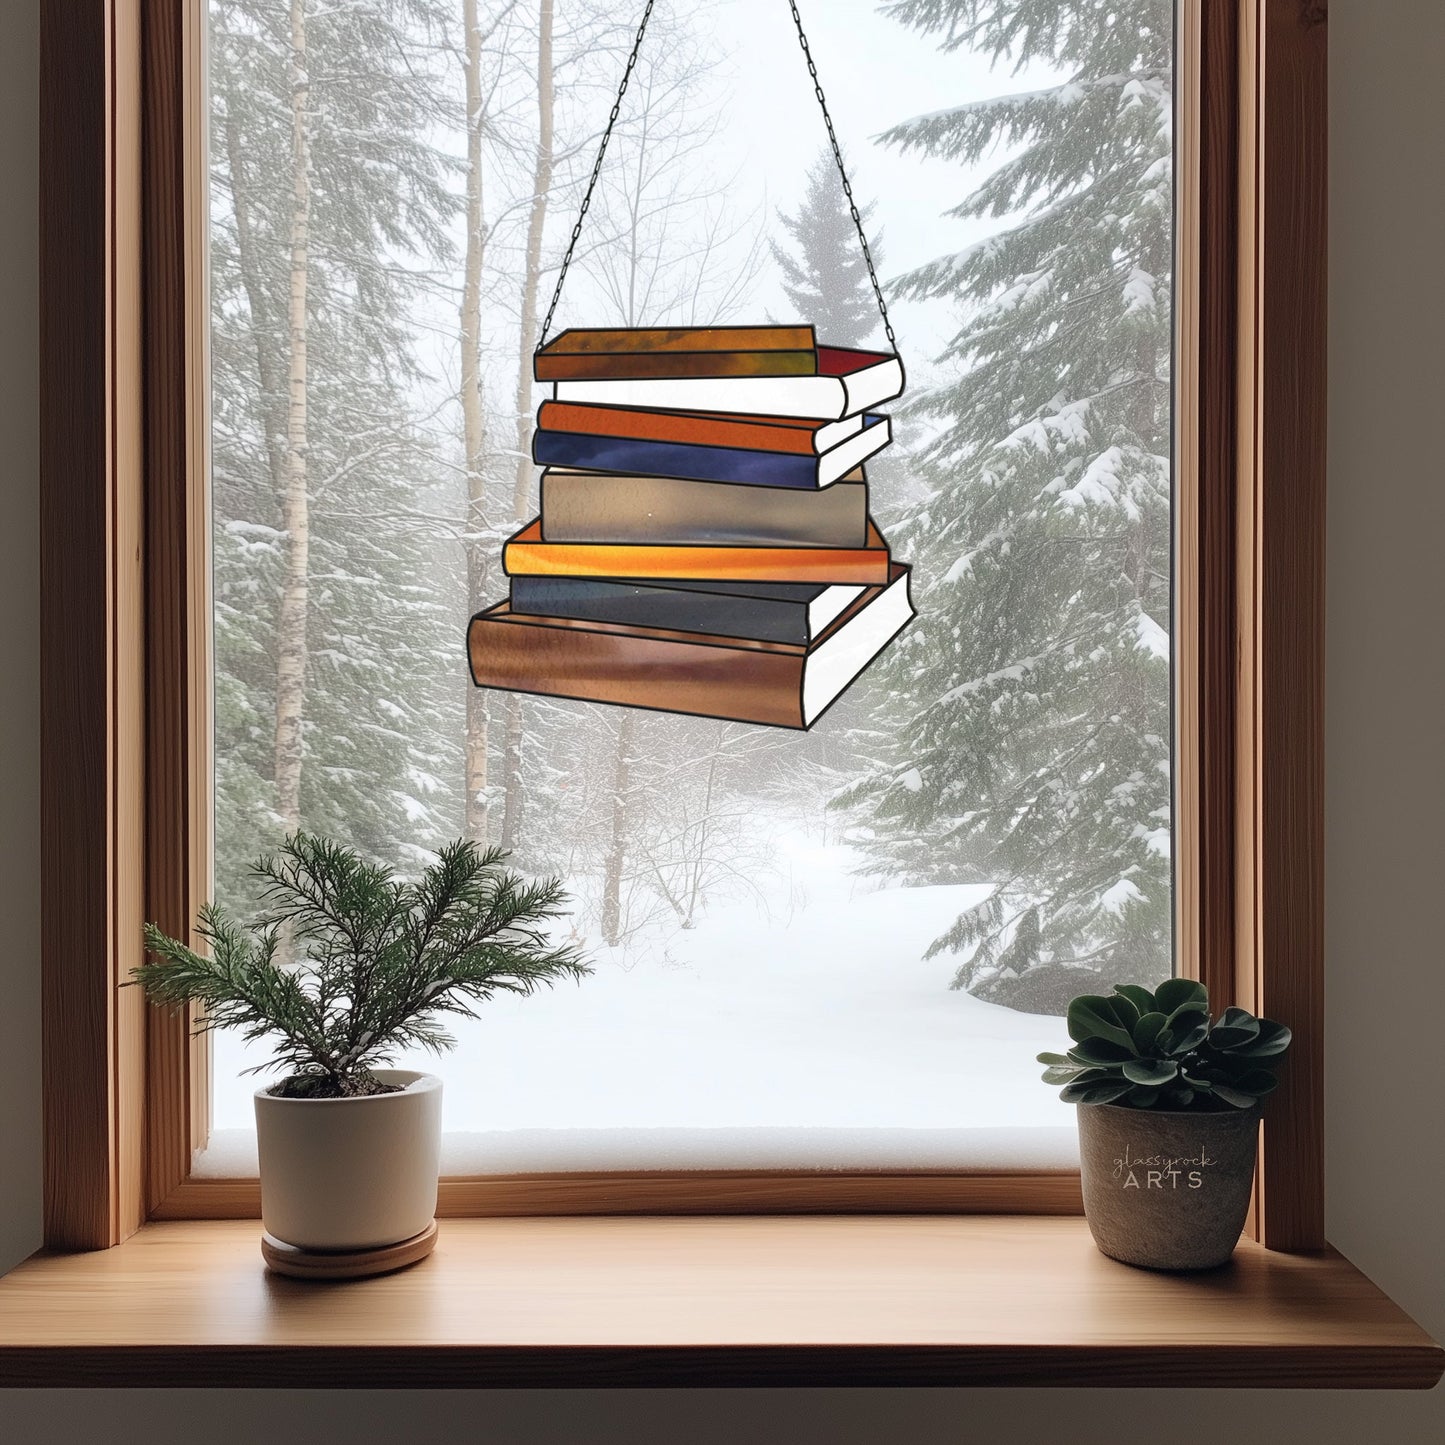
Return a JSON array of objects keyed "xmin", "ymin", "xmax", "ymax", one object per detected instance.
[
  {"xmin": 1039, "ymin": 979, "xmax": 1291, "ymax": 1271},
  {"xmin": 134, "ymin": 834, "xmax": 589, "ymax": 1271}
]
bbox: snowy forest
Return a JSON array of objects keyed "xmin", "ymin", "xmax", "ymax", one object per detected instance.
[{"xmin": 208, "ymin": 0, "xmax": 1175, "ymax": 1128}]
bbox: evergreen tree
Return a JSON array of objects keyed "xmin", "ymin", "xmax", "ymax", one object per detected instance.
[
  {"xmin": 770, "ymin": 148, "xmax": 886, "ymax": 348},
  {"xmin": 210, "ymin": 0, "xmax": 464, "ymax": 908},
  {"xmin": 842, "ymin": 0, "xmax": 1174, "ymax": 1013}
]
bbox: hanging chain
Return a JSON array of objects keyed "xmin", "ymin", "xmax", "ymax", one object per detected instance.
[
  {"xmin": 786, "ymin": 0, "xmax": 897, "ymax": 352},
  {"xmin": 537, "ymin": 0, "xmax": 897, "ymax": 354},
  {"xmin": 537, "ymin": 0, "xmax": 657, "ymax": 348}
]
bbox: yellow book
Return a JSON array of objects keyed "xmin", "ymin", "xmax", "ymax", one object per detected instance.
[{"xmin": 501, "ymin": 518, "xmax": 892, "ymax": 585}]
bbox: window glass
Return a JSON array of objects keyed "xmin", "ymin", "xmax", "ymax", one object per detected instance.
[{"xmin": 205, "ymin": 0, "xmax": 1175, "ymax": 1168}]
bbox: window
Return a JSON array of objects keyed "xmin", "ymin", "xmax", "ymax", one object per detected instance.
[
  {"xmin": 189, "ymin": 0, "xmax": 1181, "ymax": 1172},
  {"xmin": 39, "ymin": 0, "xmax": 1325, "ymax": 1247}
]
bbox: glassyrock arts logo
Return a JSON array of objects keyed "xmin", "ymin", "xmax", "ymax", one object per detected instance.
[{"xmin": 1111, "ymin": 1146, "xmax": 1217, "ymax": 1191}]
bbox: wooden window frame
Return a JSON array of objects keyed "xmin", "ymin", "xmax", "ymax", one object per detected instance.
[{"xmin": 38, "ymin": 0, "xmax": 1325, "ymax": 1249}]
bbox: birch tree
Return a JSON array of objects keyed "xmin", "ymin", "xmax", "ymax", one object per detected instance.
[
  {"xmin": 498, "ymin": 0, "xmax": 557, "ymax": 853},
  {"xmin": 458, "ymin": 0, "xmax": 529, "ymax": 845},
  {"xmin": 273, "ymin": 0, "xmax": 313, "ymax": 832},
  {"xmin": 211, "ymin": 0, "xmax": 463, "ymax": 904}
]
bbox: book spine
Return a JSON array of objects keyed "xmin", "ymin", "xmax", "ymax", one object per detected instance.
[
  {"xmin": 836, "ymin": 354, "xmax": 905, "ymax": 417},
  {"xmin": 551, "ymin": 375, "xmax": 851, "ymax": 421},
  {"xmin": 541, "ymin": 324, "xmax": 815, "ymax": 356},
  {"xmin": 502, "ymin": 533, "xmax": 890, "ymax": 585},
  {"xmin": 535, "ymin": 349, "xmax": 817, "ymax": 383},
  {"xmin": 536, "ymin": 402, "xmax": 822, "ymax": 455},
  {"xmin": 509, "ymin": 577, "xmax": 817, "ymax": 646},
  {"xmin": 533, "ymin": 432, "xmax": 823, "ymax": 489},
  {"xmin": 468, "ymin": 607, "xmax": 807, "ymax": 729}
]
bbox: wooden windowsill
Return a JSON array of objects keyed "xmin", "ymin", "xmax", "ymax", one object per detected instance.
[{"xmin": 0, "ymin": 1216, "xmax": 1439, "ymax": 1389}]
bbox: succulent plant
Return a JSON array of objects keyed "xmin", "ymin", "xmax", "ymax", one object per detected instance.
[{"xmin": 1037, "ymin": 979, "xmax": 1290, "ymax": 1111}]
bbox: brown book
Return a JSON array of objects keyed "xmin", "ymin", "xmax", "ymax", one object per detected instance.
[
  {"xmin": 469, "ymin": 565, "xmax": 914, "ymax": 730},
  {"xmin": 535, "ymin": 325, "xmax": 818, "ymax": 382},
  {"xmin": 540, "ymin": 325, "xmax": 814, "ymax": 356},
  {"xmin": 538, "ymin": 469, "xmax": 869, "ymax": 547},
  {"xmin": 536, "ymin": 400, "xmax": 866, "ymax": 457},
  {"xmin": 502, "ymin": 517, "xmax": 892, "ymax": 585}
]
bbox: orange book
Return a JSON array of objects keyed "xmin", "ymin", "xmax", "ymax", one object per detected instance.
[
  {"xmin": 535, "ymin": 400, "xmax": 866, "ymax": 456},
  {"xmin": 535, "ymin": 325, "xmax": 818, "ymax": 382},
  {"xmin": 469, "ymin": 566, "xmax": 914, "ymax": 730},
  {"xmin": 501, "ymin": 518, "xmax": 892, "ymax": 586}
]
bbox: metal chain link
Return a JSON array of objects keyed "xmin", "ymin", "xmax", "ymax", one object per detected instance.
[
  {"xmin": 537, "ymin": 0, "xmax": 657, "ymax": 348},
  {"xmin": 786, "ymin": 0, "xmax": 898, "ymax": 352},
  {"xmin": 537, "ymin": 0, "xmax": 898, "ymax": 354}
]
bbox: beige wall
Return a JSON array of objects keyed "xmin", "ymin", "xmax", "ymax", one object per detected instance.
[{"xmin": 2, "ymin": 2, "xmax": 1441, "ymax": 1438}]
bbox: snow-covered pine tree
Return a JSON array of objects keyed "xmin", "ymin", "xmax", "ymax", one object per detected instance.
[
  {"xmin": 840, "ymin": 0, "xmax": 1174, "ymax": 1013},
  {"xmin": 769, "ymin": 147, "xmax": 886, "ymax": 349},
  {"xmin": 210, "ymin": 0, "xmax": 464, "ymax": 907},
  {"xmin": 766, "ymin": 143, "xmax": 916, "ymax": 525}
]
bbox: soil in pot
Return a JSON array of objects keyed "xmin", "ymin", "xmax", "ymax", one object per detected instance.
[{"xmin": 1077, "ymin": 1101, "xmax": 1261, "ymax": 1271}]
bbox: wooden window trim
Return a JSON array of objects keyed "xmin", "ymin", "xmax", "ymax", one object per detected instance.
[{"xmin": 38, "ymin": 0, "xmax": 1326, "ymax": 1249}]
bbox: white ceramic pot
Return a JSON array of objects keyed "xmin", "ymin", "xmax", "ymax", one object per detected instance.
[{"xmin": 253, "ymin": 1069, "xmax": 442, "ymax": 1251}]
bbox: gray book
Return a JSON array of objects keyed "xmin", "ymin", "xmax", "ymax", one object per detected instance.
[
  {"xmin": 538, "ymin": 468, "xmax": 869, "ymax": 547},
  {"xmin": 508, "ymin": 576, "xmax": 867, "ymax": 646}
]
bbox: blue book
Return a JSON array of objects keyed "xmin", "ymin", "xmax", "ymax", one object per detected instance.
[
  {"xmin": 509, "ymin": 576, "xmax": 867, "ymax": 646},
  {"xmin": 532, "ymin": 414, "xmax": 890, "ymax": 490}
]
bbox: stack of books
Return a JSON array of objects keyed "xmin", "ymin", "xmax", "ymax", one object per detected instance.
[{"xmin": 467, "ymin": 325, "xmax": 914, "ymax": 729}]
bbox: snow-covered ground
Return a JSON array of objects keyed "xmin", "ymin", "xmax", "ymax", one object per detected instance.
[{"xmin": 204, "ymin": 832, "xmax": 1079, "ymax": 1173}]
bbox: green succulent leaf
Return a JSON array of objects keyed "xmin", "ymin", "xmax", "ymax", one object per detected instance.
[
  {"xmin": 1113, "ymin": 984, "xmax": 1158, "ymax": 1017},
  {"xmin": 1218, "ymin": 1005, "xmax": 1260, "ymax": 1028},
  {"xmin": 1042, "ymin": 1065, "xmax": 1085, "ymax": 1085},
  {"xmin": 1164, "ymin": 997, "xmax": 1209, "ymax": 1028},
  {"xmin": 1232, "ymin": 1019, "xmax": 1293, "ymax": 1058},
  {"xmin": 1068, "ymin": 1036, "xmax": 1136, "ymax": 1066},
  {"xmin": 1211, "ymin": 1083, "xmax": 1260, "ymax": 1109},
  {"xmin": 1061, "ymin": 1079, "xmax": 1134, "ymax": 1106},
  {"xmin": 1182, "ymin": 1073, "xmax": 1214, "ymax": 1091},
  {"xmin": 1052, "ymin": 1067, "xmax": 1119, "ymax": 1088},
  {"xmin": 1126, "ymin": 1087, "xmax": 1160, "ymax": 1108},
  {"xmin": 1164, "ymin": 1017, "xmax": 1209, "ymax": 1055},
  {"xmin": 1209, "ymin": 1030, "xmax": 1258, "ymax": 1052},
  {"xmin": 1066, "ymin": 995, "xmax": 1137, "ymax": 1050},
  {"xmin": 1236, "ymin": 1068, "xmax": 1281, "ymax": 1096},
  {"xmin": 1104, "ymin": 993, "xmax": 1141, "ymax": 1029},
  {"xmin": 1154, "ymin": 978, "xmax": 1209, "ymax": 1015},
  {"xmin": 1036, "ymin": 1052, "xmax": 1074, "ymax": 1067},
  {"xmin": 1165, "ymin": 1084, "xmax": 1196, "ymax": 1108},
  {"xmin": 1131, "ymin": 1010, "xmax": 1168, "ymax": 1053},
  {"xmin": 1122, "ymin": 1058, "xmax": 1179, "ymax": 1086},
  {"xmin": 1209, "ymin": 1006, "xmax": 1263, "ymax": 1050}
]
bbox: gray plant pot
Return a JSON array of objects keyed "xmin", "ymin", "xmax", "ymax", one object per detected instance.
[{"xmin": 1077, "ymin": 1101, "xmax": 1261, "ymax": 1271}]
